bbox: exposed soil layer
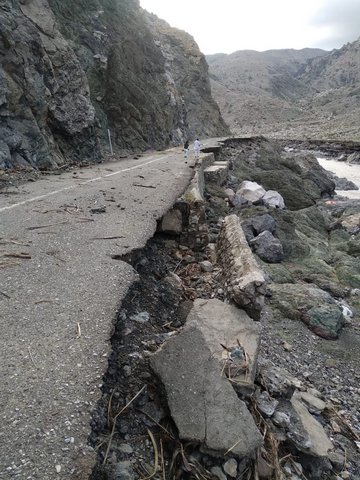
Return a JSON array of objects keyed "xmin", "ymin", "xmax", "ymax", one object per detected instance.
[{"xmin": 89, "ymin": 235, "xmax": 229, "ymax": 479}]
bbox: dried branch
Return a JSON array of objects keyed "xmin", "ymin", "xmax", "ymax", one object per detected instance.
[
  {"xmin": 3, "ymin": 252, "xmax": 31, "ymax": 259},
  {"xmin": 27, "ymin": 221, "xmax": 69, "ymax": 230},
  {"xmin": 141, "ymin": 429, "xmax": 159, "ymax": 480}
]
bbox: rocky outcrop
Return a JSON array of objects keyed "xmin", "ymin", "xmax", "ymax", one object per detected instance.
[
  {"xmin": 145, "ymin": 14, "xmax": 229, "ymax": 142},
  {"xmin": 222, "ymin": 137, "xmax": 335, "ymax": 210},
  {"xmin": 0, "ymin": 0, "xmax": 228, "ymax": 169},
  {"xmin": 0, "ymin": 0, "xmax": 99, "ymax": 169},
  {"xmin": 269, "ymin": 283, "xmax": 345, "ymax": 339}
]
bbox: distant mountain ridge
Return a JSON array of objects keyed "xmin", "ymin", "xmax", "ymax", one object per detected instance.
[{"xmin": 207, "ymin": 38, "xmax": 360, "ymax": 141}]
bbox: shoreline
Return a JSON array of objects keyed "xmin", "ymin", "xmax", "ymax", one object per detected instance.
[{"xmin": 317, "ymin": 157, "xmax": 360, "ymax": 200}]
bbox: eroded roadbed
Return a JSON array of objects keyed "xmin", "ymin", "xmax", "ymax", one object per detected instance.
[
  {"xmin": 90, "ymin": 137, "xmax": 360, "ymax": 480},
  {"xmin": 0, "ymin": 148, "xmax": 200, "ymax": 479}
]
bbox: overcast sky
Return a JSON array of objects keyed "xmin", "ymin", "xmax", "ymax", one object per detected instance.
[{"xmin": 139, "ymin": 0, "xmax": 360, "ymax": 54}]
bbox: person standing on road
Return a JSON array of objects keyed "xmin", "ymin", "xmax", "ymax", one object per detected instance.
[
  {"xmin": 184, "ymin": 139, "xmax": 189, "ymax": 158},
  {"xmin": 193, "ymin": 138, "xmax": 201, "ymax": 159}
]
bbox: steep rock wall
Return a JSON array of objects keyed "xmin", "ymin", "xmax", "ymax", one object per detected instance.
[
  {"xmin": 0, "ymin": 0, "xmax": 99, "ymax": 169},
  {"xmin": 0, "ymin": 0, "xmax": 228, "ymax": 169},
  {"xmin": 145, "ymin": 13, "xmax": 229, "ymax": 142}
]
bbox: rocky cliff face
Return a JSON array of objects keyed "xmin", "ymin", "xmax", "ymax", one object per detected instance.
[
  {"xmin": 301, "ymin": 38, "xmax": 360, "ymax": 89},
  {"xmin": 145, "ymin": 14, "xmax": 228, "ymax": 141},
  {"xmin": 207, "ymin": 39, "xmax": 360, "ymax": 141},
  {"xmin": 0, "ymin": 0, "xmax": 99, "ymax": 169},
  {"xmin": 0, "ymin": 0, "xmax": 228, "ymax": 170},
  {"xmin": 299, "ymin": 38, "xmax": 360, "ymax": 139}
]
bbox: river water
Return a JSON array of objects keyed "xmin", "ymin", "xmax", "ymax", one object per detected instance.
[{"xmin": 317, "ymin": 157, "xmax": 360, "ymax": 200}]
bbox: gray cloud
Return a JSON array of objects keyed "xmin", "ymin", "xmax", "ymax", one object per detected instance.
[{"xmin": 311, "ymin": 0, "xmax": 360, "ymax": 49}]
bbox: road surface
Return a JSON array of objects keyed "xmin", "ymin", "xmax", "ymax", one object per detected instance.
[{"xmin": 0, "ymin": 144, "xmax": 215, "ymax": 479}]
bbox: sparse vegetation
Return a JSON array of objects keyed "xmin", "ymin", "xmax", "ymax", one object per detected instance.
[{"xmin": 207, "ymin": 38, "xmax": 360, "ymax": 141}]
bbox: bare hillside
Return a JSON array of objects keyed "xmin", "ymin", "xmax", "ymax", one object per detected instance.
[{"xmin": 207, "ymin": 40, "xmax": 360, "ymax": 141}]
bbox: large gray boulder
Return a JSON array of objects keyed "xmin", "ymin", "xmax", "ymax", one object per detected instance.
[
  {"xmin": 217, "ymin": 215, "xmax": 266, "ymax": 320},
  {"xmin": 151, "ymin": 316, "xmax": 262, "ymax": 457},
  {"xmin": 303, "ymin": 304, "xmax": 345, "ymax": 340},
  {"xmin": 241, "ymin": 213, "xmax": 277, "ymax": 242},
  {"xmin": 249, "ymin": 230, "xmax": 284, "ymax": 263},
  {"xmin": 269, "ymin": 283, "xmax": 345, "ymax": 338},
  {"xmin": 262, "ymin": 190, "xmax": 286, "ymax": 209},
  {"xmin": 236, "ymin": 181, "xmax": 266, "ymax": 204},
  {"xmin": 269, "ymin": 283, "xmax": 334, "ymax": 321}
]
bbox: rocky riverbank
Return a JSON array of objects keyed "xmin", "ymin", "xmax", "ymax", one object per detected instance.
[{"xmin": 89, "ymin": 137, "xmax": 360, "ymax": 480}]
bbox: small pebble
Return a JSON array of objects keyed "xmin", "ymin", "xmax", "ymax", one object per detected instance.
[
  {"xmin": 223, "ymin": 458, "xmax": 238, "ymax": 478},
  {"xmin": 118, "ymin": 443, "xmax": 134, "ymax": 455}
]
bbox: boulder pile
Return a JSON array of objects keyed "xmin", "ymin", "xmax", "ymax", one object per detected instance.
[{"xmin": 150, "ymin": 298, "xmax": 349, "ymax": 479}]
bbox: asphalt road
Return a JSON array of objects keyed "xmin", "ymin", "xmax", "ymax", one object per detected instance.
[{"xmin": 0, "ymin": 145, "xmax": 207, "ymax": 479}]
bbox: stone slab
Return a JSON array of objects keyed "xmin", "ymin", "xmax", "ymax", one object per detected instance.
[
  {"xmin": 187, "ymin": 299, "xmax": 261, "ymax": 387},
  {"xmin": 290, "ymin": 398, "xmax": 333, "ymax": 457},
  {"xmin": 150, "ymin": 321, "xmax": 262, "ymax": 457},
  {"xmin": 204, "ymin": 162, "xmax": 229, "ymax": 185}
]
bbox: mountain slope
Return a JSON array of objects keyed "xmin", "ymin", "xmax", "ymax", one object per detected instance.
[
  {"xmin": 0, "ymin": 0, "xmax": 228, "ymax": 170},
  {"xmin": 207, "ymin": 48, "xmax": 326, "ymax": 131},
  {"xmin": 301, "ymin": 39, "xmax": 360, "ymax": 89},
  {"xmin": 207, "ymin": 40, "xmax": 360, "ymax": 141},
  {"xmin": 299, "ymin": 39, "xmax": 360, "ymax": 139}
]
